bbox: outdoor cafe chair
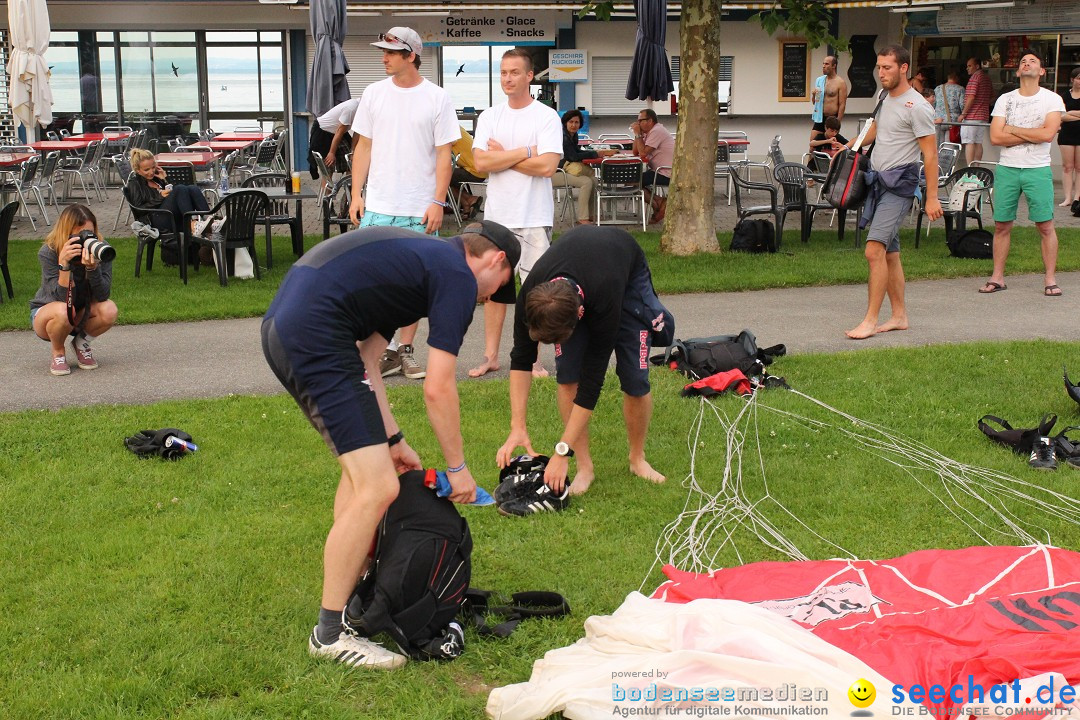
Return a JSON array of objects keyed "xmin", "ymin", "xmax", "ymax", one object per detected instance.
[
  {"xmin": 235, "ymin": 139, "xmax": 278, "ymax": 181},
  {"xmin": 123, "ymin": 183, "xmax": 179, "ymax": 279},
  {"xmin": 648, "ymin": 165, "xmax": 672, "ymax": 219},
  {"xmin": 113, "ymin": 161, "xmax": 135, "ymax": 231},
  {"xmin": 914, "ymin": 166, "xmax": 994, "ymax": 248},
  {"xmin": 57, "ymin": 139, "xmax": 105, "ymax": 203},
  {"xmin": 553, "ymin": 167, "xmax": 578, "ymax": 225},
  {"xmin": 1, "ymin": 155, "xmax": 46, "ymax": 230},
  {"xmin": 271, "ymin": 128, "xmax": 289, "ymax": 174},
  {"xmin": 322, "ymin": 175, "xmax": 352, "ymax": 240},
  {"xmin": 310, "ymin": 150, "xmax": 335, "ymax": 220},
  {"xmin": 180, "ymin": 189, "xmax": 268, "ymax": 287},
  {"xmin": 162, "ymin": 162, "xmax": 197, "ymax": 187},
  {"xmin": 241, "ymin": 173, "xmax": 302, "ymax": 270},
  {"xmin": 730, "ymin": 165, "xmax": 787, "ymax": 250},
  {"xmin": 46, "ymin": 131, "xmax": 60, "ymax": 142},
  {"xmin": 596, "ymin": 158, "xmax": 646, "ymax": 232},
  {"xmin": 30, "ymin": 151, "xmax": 61, "ymax": 215},
  {"xmin": 0, "ymin": 200, "xmax": 19, "ymax": 302}
]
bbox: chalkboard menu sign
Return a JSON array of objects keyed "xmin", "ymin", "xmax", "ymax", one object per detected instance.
[{"xmin": 779, "ymin": 40, "xmax": 809, "ymax": 101}]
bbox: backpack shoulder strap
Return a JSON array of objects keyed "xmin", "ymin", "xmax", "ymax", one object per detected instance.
[{"xmin": 462, "ymin": 588, "xmax": 570, "ymax": 638}]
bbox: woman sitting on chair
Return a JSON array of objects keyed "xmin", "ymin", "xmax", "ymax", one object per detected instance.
[
  {"xmin": 126, "ymin": 148, "xmax": 213, "ymax": 244},
  {"xmin": 560, "ymin": 110, "xmax": 615, "ymax": 225}
]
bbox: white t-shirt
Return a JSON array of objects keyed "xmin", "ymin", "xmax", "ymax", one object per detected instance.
[
  {"xmin": 317, "ymin": 98, "xmax": 359, "ymax": 133},
  {"xmin": 473, "ymin": 99, "xmax": 563, "ymax": 228},
  {"xmin": 991, "ymin": 87, "xmax": 1066, "ymax": 169},
  {"xmin": 352, "ymin": 77, "xmax": 459, "ymax": 217}
]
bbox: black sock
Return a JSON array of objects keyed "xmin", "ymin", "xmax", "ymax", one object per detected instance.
[{"xmin": 316, "ymin": 607, "xmax": 344, "ymax": 645}]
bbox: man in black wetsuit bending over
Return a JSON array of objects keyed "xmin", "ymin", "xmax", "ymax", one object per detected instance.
[{"xmin": 495, "ymin": 225, "xmax": 674, "ymax": 509}]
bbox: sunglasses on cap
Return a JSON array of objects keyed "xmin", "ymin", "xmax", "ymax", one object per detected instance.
[{"xmin": 379, "ymin": 32, "xmax": 413, "ymax": 54}]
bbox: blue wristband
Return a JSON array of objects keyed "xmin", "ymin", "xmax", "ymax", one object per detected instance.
[{"xmin": 447, "ymin": 461, "xmax": 467, "ymax": 473}]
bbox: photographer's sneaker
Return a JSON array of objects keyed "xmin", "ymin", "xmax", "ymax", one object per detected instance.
[
  {"xmin": 50, "ymin": 355, "xmax": 71, "ymax": 376},
  {"xmin": 131, "ymin": 221, "xmax": 159, "ymax": 239},
  {"xmin": 308, "ymin": 628, "xmax": 407, "ymax": 670},
  {"xmin": 1029, "ymin": 436, "xmax": 1057, "ymax": 471},
  {"xmin": 399, "ymin": 344, "xmax": 426, "ymax": 380},
  {"xmin": 72, "ymin": 341, "xmax": 97, "ymax": 370},
  {"xmin": 380, "ymin": 348, "xmax": 401, "ymax": 378}
]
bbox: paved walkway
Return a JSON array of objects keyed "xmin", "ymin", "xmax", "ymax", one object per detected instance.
[{"xmin": 3, "ymin": 270, "xmax": 1078, "ymax": 413}]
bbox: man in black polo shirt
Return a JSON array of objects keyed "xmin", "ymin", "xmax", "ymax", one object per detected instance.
[
  {"xmin": 495, "ymin": 225, "xmax": 673, "ymax": 510},
  {"xmin": 261, "ymin": 221, "xmax": 519, "ymax": 669}
]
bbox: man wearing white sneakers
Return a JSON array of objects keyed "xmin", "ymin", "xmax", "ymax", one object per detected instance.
[
  {"xmin": 349, "ymin": 26, "xmax": 460, "ymax": 381},
  {"xmin": 467, "ymin": 48, "xmax": 562, "ymax": 379}
]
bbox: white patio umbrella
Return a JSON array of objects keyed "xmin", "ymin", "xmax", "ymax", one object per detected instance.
[{"xmin": 7, "ymin": 0, "xmax": 54, "ymax": 129}]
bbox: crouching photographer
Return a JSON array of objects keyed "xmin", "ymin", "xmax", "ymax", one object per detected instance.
[{"xmin": 30, "ymin": 205, "xmax": 118, "ymax": 376}]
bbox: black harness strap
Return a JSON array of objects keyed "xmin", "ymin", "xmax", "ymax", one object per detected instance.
[{"xmin": 463, "ymin": 589, "xmax": 570, "ymax": 638}]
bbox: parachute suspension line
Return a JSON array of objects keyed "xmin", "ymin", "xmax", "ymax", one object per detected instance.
[{"xmin": 648, "ymin": 384, "xmax": 1080, "ymax": 588}]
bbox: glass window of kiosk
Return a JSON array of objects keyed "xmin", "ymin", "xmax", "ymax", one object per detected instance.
[{"xmin": 913, "ymin": 35, "xmax": 1059, "ymax": 100}]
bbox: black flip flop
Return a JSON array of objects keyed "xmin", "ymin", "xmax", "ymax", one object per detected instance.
[
  {"xmin": 978, "ymin": 281, "xmax": 1006, "ymax": 294},
  {"xmin": 1045, "ymin": 284, "xmax": 1063, "ymax": 297}
]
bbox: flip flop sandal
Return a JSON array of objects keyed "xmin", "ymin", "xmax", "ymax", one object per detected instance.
[
  {"xmin": 1045, "ymin": 284, "xmax": 1063, "ymax": 297},
  {"xmin": 978, "ymin": 281, "xmax": 1006, "ymax": 294}
]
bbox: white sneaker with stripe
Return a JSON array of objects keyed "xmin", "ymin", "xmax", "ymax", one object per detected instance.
[{"xmin": 307, "ymin": 627, "xmax": 407, "ymax": 669}]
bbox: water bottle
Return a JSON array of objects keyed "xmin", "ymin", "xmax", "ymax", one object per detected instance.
[
  {"xmin": 164, "ymin": 435, "xmax": 198, "ymax": 453},
  {"xmin": 219, "ymin": 171, "xmax": 229, "ymax": 195}
]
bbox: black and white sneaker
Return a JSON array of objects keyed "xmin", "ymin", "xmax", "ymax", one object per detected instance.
[
  {"xmin": 308, "ymin": 627, "xmax": 407, "ymax": 669},
  {"xmin": 497, "ymin": 480, "xmax": 570, "ymax": 516},
  {"xmin": 494, "ymin": 454, "xmax": 551, "ymax": 505},
  {"xmin": 1029, "ymin": 436, "xmax": 1058, "ymax": 471}
]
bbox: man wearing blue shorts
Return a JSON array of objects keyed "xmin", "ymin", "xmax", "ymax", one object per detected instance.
[
  {"xmin": 495, "ymin": 225, "xmax": 673, "ymax": 505},
  {"xmin": 261, "ymin": 222, "xmax": 519, "ymax": 669},
  {"xmin": 845, "ymin": 44, "xmax": 942, "ymax": 340},
  {"xmin": 981, "ymin": 50, "xmax": 1066, "ymax": 297}
]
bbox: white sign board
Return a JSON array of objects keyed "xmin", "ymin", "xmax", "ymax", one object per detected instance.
[
  {"xmin": 549, "ymin": 49, "xmax": 587, "ymax": 82},
  {"xmin": 413, "ymin": 11, "xmax": 570, "ymax": 46}
]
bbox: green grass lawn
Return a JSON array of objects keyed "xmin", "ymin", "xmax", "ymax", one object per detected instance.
[
  {"xmin": 2, "ymin": 225, "xmax": 1076, "ymax": 331},
  {"xmin": 2, "ymin": 340, "xmax": 1078, "ymax": 719}
]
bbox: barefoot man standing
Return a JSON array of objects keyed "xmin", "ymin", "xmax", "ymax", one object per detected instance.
[
  {"xmin": 846, "ymin": 44, "xmax": 942, "ymax": 340},
  {"xmin": 495, "ymin": 225, "xmax": 673, "ymax": 504}
]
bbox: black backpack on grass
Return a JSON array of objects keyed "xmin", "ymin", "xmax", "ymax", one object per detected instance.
[
  {"xmin": 947, "ymin": 229, "xmax": 993, "ymax": 259},
  {"xmin": 730, "ymin": 219, "xmax": 776, "ymax": 254},
  {"xmin": 344, "ymin": 469, "xmax": 472, "ymax": 660},
  {"xmin": 653, "ymin": 329, "xmax": 786, "ymax": 380}
]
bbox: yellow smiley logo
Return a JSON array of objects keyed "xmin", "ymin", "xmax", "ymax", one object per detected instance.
[{"xmin": 848, "ymin": 679, "xmax": 876, "ymax": 709}]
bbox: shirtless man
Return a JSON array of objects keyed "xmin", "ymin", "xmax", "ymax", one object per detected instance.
[{"xmin": 811, "ymin": 56, "xmax": 849, "ymax": 143}]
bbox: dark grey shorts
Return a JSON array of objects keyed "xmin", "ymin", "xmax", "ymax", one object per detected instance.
[{"xmin": 866, "ymin": 190, "xmax": 913, "ymax": 253}]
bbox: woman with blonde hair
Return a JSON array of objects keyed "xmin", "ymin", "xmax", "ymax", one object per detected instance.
[
  {"xmin": 29, "ymin": 204, "xmax": 117, "ymax": 375},
  {"xmin": 126, "ymin": 148, "xmax": 213, "ymax": 250}
]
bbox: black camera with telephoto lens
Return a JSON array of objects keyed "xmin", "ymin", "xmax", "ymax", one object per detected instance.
[{"xmin": 70, "ymin": 229, "xmax": 116, "ymax": 265}]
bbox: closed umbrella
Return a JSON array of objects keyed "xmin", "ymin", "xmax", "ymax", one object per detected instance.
[
  {"xmin": 7, "ymin": 0, "xmax": 53, "ymax": 129},
  {"xmin": 625, "ymin": 0, "xmax": 674, "ymax": 103},
  {"xmin": 306, "ymin": 0, "xmax": 350, "ymax": 119}
]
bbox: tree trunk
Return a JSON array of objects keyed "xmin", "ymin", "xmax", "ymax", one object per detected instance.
[{"xmin": 660, "ymin": 0, "xmax": 722, "ymax": 255}]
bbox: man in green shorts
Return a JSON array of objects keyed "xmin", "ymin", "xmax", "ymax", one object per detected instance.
[{"xmin": 981, "ymin": 50, "xmax": 1066, "ymax": 297}]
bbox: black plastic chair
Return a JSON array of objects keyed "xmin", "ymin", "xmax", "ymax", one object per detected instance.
[
  {"xmin": 0, "ymin": 200, "xmax": 18, "ymax": 301},
  {"xmin": 322, "ymin": 174, "xmax": 352, "ymax": 240},
  {"xmin": 162, "ymin": 163, "xmax": 196, "ymax": 186},
  {"xmin": 915, "ymin": 166, "xmax": 994, "ymax": 248},
  {"xmin": 123, "ymin": 183, "xmax": 179, "ymax": 278},
  {"xmin": 596, "ymin": 159, "xmax": 646, "ymax": 231},
  {"xmin": 729, "ymin": 166, "xmax": 786, "ymax": 250},
  {"xmin": 181, "ymin": 189, "xmax": 268, "ymax": 286},
  {"xmin": 242, "ymin": 173, "xmax": 301, "ymax": 269}
]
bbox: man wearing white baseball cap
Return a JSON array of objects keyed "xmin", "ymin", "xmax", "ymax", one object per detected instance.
[{"xmin": 350, "ymin": 26, "xmax": 460, "ymax": 382}]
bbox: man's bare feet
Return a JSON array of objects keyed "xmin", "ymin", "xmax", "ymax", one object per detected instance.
[
  {"xmin": 845, "ymin": 321, "xmax": 878, "ymax": 340},
  {"xmin": 567, "ymin": 468, "xmax": 595, "ymax": 496},
  {"xmin": 468, "ymin": 355, "xmax": 500, "ymax": 378},
  {"xmin": 532, "ymin": 361, "xmax": 549, "ymax": 378},
  {"xmin": 630, "ymin": 459, "xmax": 666, "ymax": 484},
  {"xmin": 875, "ymin": 316, "xmax": 909, "ymax": 333},
  {"xmin": 1059, "ymin": 200, "xmax": 1072, "ymax": 207}
]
